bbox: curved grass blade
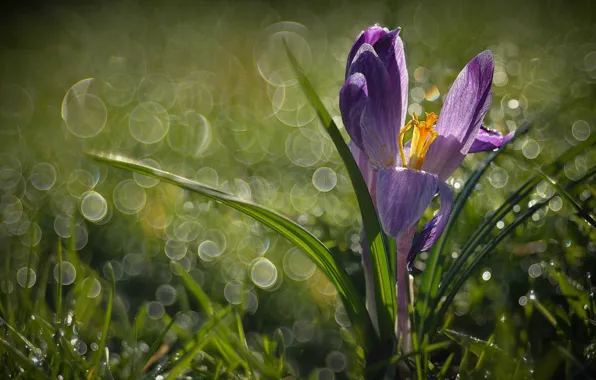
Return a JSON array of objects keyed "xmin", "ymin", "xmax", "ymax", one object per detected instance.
[
  {"xmin": 165, "ymin": 307, "xmax": 230, "ymax": 380},
  {"xmin": 284, "ymin": 40, "xmax": 396, "ymax": 352},
  {"xmin": 420, "ymin": 131, "xmax": 595, "ymax": 339},
  {"xmin": 172, "ymin": 262, "xmax": 214, "ymax": 317},
  {"xmin": 0, "ymin": 338, "xmax": 46, "ymax": 379},
  {"xmin": 90, "ymin": 262, "xmax": 115, "ymax": 375},
  {"xmin": 537, "ymin": 170, "xmax": 596, "ymax": 229},
  {"xmin": 416, "ymin": 122, "xmax": 530, "ymax": 340},
  {"xmin": 431, "ymin": 167, "xmax": 595, "ymax": 333},
  {"xmin": 442, "ymin": 329, "xmax": 532, "ymax": 376},
  {"xmin": 138, "ymin": 312, "xmax": 180, "ymax": 376},
  {"xmin": 546, "ymin": 265, "xmax": 589, "ymax": 319},
  {"xmin": 87, "ymin": 152, "xmax": 377, "ymax": 356}
]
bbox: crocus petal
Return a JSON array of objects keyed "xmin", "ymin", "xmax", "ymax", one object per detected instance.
[
  {"xmin": 376, "ymin": 167, "xmax": 438, "ymax": 238},
  {"xmin": 349, "ymin": 44, "xmax": 399, "ymax": 168},
  {"xmin": 350, "ymin": 141, "xmax": 378, "ymax": 203},
  {"xmin": 468, "ymin": 125, "xmax": 514, "ymax": 153},
  {"xmin": 423, "ymin": 51, "xmax": 494, "ymax": 180},
  {"xmin": 372, "ymin": 28, "xmax": 408, "ymax": 129},
  {"xmin": 407, "ymin": 181, "xmax": 454, "ymax": 271},
  {"xmin": 345, "ymin": 25, "xmax": 390, "ymax": 77},
  {"xmin": 340, "ymin": 73, "xmax": 368, "ymax": 150}
]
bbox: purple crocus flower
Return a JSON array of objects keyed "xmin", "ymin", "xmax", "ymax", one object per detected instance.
[{"xmin": 340, "ymin": 25, "xmax": 511, "ymax": 341}]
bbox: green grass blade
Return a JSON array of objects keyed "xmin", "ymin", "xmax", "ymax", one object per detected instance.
[
  {"xmin": 235, "ymin": 313, "xmax": 248, "ymax": 350},
  {"xmin": 421, "ymin": 131, "xmax": 595, "ymax": 339},
  {"xmin": 283, "ymin": 39, "xmax": 395, "ymax": 352},
  {"xmin": 166, "ymin": 307, "xmax": 230, "ymax": 380},
  {"xmin": 537, "ymin": 170, "xmax": 596, "ymax": 228},
  {"xmin": 0, "ymin": 338, "xmax": 45, "ymax": 379},
  {"xmin": 431, "ymin": 168, "xmax": 595, "ymax": 333},
  {"xmin": 138, "ymin": 312, "xmax": 181, "ymax": 377},
  {"xmin": 172, "ymin": 261, "xmax": 214, "ymax": 317},
  {"xmin": 546, "ymin": 265, "xmax": 589, "ymax": 319},
  {"xmin": 416, "ymin": 123, "xmax": 530, "ymax": 340},
  {"xmin": 87, "ymin": 152, "xmax": 377, "ymax": 357},
  {"xmin": 90, "ymin": 262, "xmax": 115, "ymax": 375}
]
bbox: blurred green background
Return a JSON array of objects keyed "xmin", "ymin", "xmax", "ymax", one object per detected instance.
[{"xmin": 0, "ymin": 0, "xmax": 595, "ymax": 378}]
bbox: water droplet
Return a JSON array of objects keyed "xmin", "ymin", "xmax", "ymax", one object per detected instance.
[
  {"xmin": 113, "ymin": 180, "xmax": 146, "ymax": 214},
  {"xmin": 250, "ymin": 258, "xmax": 278, "ymax": 289},
  {"xmin": 16, "ymin": 267, "xmax": 36, "ymax": 288},
  {"xmin": 528, "ymin": 263, "xmax": 543, "ymax": 279},
  {"xmin": 155, "ymin": 284, "xmax": 177, "ymax": 306},
  {"xmin": 312, "ymin": 167, "xmax": 337, "ymax": 192},
  {"xmin": 283, "ymin": 247, "xmax": 316, "ymax": 281},
  {"xmin": 80, "ymin": 191, "xmax": 108, "ymax": 222},
  {"xmin": 29, "ymin": 162, "xmax": 57, "ymax": 191},
  {"xmin": 54, "ymin": 262, "xmax": 77, "ymax": 285},
  {"xmin": 129, "ymin": 102, "xmax": 170, "ymax": 144},
  {"xmin": 61, "ymin": 79, "xmax": 107, "ymax": 138}
]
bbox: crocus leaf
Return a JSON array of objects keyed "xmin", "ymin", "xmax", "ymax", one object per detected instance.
[
  {"xmin": 87, "ymin": 152, "xmax": 377, "ymax": 357},
  {"xmin": 284, "ymin": 39, "xmax": 396, "ymax": 354}
]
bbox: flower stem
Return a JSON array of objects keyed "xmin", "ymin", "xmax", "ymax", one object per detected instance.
[{"xmin": 396, "ymin": 225, "xmax": 416, "ymax": 352}]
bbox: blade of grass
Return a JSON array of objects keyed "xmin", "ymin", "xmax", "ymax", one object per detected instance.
[
  {"xmin": 537, "ymin": 170, "xmax": 596, "ymax": 228},
  {"xmin": 166, "ymin": 307, "xmax": 230, "ymax": 380},
  {"xmin": 235, "ymin": 313, "xmax": 247, "ymax": 350},
  {"xmin": 431, "ymin": 166, "xmax": 595, "ymax": 333},
  {"xmin": 88, "ymin": 152, "xmax": 377, "ymax": 356},
  {"xmin": 284, "ymin": 39, "xmax": 395, "ymax": 354},
  {"xmin": 416, "ymin": 123, "xmax": 530, "ymax": 341},
  {"xmin": 438, "ymin": 353, "xmax": 454, "ymax": 379},
  {"xmin": 424, "ymin": 133, "xmax": 595, "ymax": 337},
  {"xmin": 56, "ymin": 239, "xmax": 63, "ymax": 324},
  {"xmin": 137, "ymin": 312, "xmax": 181, "ymax": 377},
  {"xmin": 274, "ymin": 328, "xmax": 286, "ymax": 374},
  {"xmin": 172, "ymin": 262, "xmax": 214, "ymax": 317},
  {"xmin": 0, "ymin": 338, "xmax": 45, "ymax": 379},
  {"xmin": 0, "ymin": 316, "xmax": 40, "ymax": 355},
  {"xmin": 554, "ymin": 343, "xmax": 594, "ymax": 380},
  {"xmin": 90, "ymin": 262, "xmax": 115, "ymax": 375}
]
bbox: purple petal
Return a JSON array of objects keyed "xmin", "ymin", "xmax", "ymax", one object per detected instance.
[
  {"xmin": 340, "ymin": 73, "xmax": 368, "ymax": 150},
  {"xmin": 423, "ymin": 51, "xmax": 494, "ymax": 180},
  {"xmin": 376, "ymin": 167, "xmax": 438, "ymax": 238},
  {"xmin": 372, "ymin": 29, "xmax": 408, "ymax": 129},
  {"xmin": 408, "ymin": 182, "xmax": 454, "ymax": 270},
  {"xmin": 346, "ymin": 25, "xmax": 390, "ymax": 77},
  {"xmin": 350, "ymin": 141, "xmax": 378, "ymax": 204},
  {"xmin": 468, "ymin": 125, "xmax": 514, "ymax": 153},
  {"xmin": 349, "ymin": 44, "xmax": 399, "ymax": 168}
]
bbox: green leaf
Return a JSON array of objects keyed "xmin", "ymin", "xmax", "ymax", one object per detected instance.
[
  {"xmin": 90, "ymin": 262, "xmax": 115, "ymax": 375},
  {"xmin": 421, "ymin": 130, "xmax": 596, "ymax": 341},
  {"xmin": 537, "ymin": 170, "xmax": 596, "ymax": 229},
  {"xmin": 172, "ymin": 261, "xmax": 214, "ymax": 317},
  {"xmin": 0, "ymin": 338, "xmax": 46, "ymax": 379},
  {"xmin": 432, "ymin": 165, "xmax": 596, "ymax": 333},
  {"xmin": 138, "ymin": 312, "xmax": 181, "ymax": 377},
  {"xmin": 87, "ymin": 152, "xmax": 377, "ymax": 357},
  {"xmin": 443, "ymin": 329, "xmax": 532, "ymax": 377},
  {"xmin": 283, "ymin": 39, "xmax": 396, "ymax": 353},
  {"xmin": 417, "ymin": 123, "xmax": 530, "ymax": 341},
  {"xmin": 545, "ymin": 265, "xmax": 589, "ymax": 319},
  {"xmin": 166, "ymin": 307, "xmax": 230, "ymax": 380}
]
